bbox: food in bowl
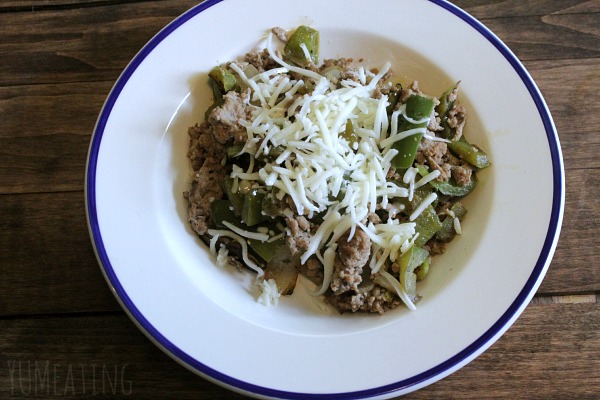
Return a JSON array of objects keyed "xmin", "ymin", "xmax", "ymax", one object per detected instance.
[{"xmin": 184, "ymin": 26, "xmax": 490, "ymax": 313}]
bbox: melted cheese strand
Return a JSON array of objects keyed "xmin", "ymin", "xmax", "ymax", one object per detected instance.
[{"xmin": 207, "ymin": 229, "xmax": 264, "ymax": 277}]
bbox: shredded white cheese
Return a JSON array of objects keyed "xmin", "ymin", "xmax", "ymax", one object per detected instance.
[
  {"xmin": 216, "ymin": 244, "xmax": 229, "ymax": 268},
  {"xmin": 258, "ymin": 279, "xmax": 280, "ymax": 306},
  {"xmin": 453, "ymin": 217, "xmax": 463, "ymax": 235},
  {"xmin": 230, "ymin": 51, "xmax": 425, "ymax": 268},
  {"xmin": 207, "ymin": 229, "xmax": 264, "ymax": 277},
  {"xmin": 222, "ymin": 221, "xmax": 270, "ymax": 242},
  {"xmin": 208, "ymin": 34, "xmax": 451, "ymax": 309},
  {"xmin": 409, "ymin": 192, "xmax": 438, "ymax": 221}
]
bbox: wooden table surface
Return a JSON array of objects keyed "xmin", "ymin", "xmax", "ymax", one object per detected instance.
[{"xmin": 1, "ymin": 0, "xmax": 599, "ymax": 398}]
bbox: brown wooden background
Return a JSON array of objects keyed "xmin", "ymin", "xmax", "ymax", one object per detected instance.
[{"xmin": 1, "ymin": 0, "xmax": 599, "ymax": 398}]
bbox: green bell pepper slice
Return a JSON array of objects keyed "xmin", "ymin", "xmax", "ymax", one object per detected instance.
[
  {"xmin": 209, "ymin": 66, "xmax": 238, "ymax": 92},
  {"xmin": 391, "ymin": 94, "xmax": 435, "ymax": 169},
  {"xmin": 416, "ymin": 165, "xmax": 478, "ymax": 197},
  {"xmin": 448, "ymin": 138, "xmax": 490, "ymax": 169},
  {"xmin": 284, "ymin": 26, "xmax": 319, "ymax": 66},
  {"xmin": 341, "ymin": 120, "xmax": 358, "ymax": 149},
  {"xmin": 247, "ymin": 237, "xmax": 286, "ymax": 263},
  {"xmin": 402, "ymin": 187, "xmax": 443, "ymax": 246},
  {"xmin": 242, "ymin": 189, "xmax": 269, "ymax": 226},
  {"xmin": 222, "ymin": 177, "xmax": 244, "ymax": 216},
  {"xmin": 210, "ymin": 199, "xmax": 286, "ymax": 263},
  {"xmin": 398, "ymin": 246, "xmax": 429, "ymax": 300},
  {"xmin": 436, "ymin": 202, "xmax": 467, "ymax": 242},
  {"xmin": 436, "ymin": 82, "xmax": 459, "ymax": 140},
  {"xmin": 415, "ymin": 256, "xmax": 431, "ymax": 281}
]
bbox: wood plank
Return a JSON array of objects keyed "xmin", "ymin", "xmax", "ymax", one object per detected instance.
[
  {"xmin": 0, "ymin": 1, "xmax": 599, "ymax": 88},
  {"xmin": 0, "ymin": 81, "xmax": 111, "ymax": 194},
  {"xmin": 0, "ymin": 0, "xmax": 199, "ymax": 86},
  {"xmin": 0, "ymin": 301, "xmax": 597, "ymax": 399},
  {"xmin": 525, "ymin": 58, "xmax": 600, "ymax": 170},
  {"xmin": 480, "ymin": 13, "xmax": 600, "ymax": 61},
  {"xmin": 0, "ymin": 0, "xmax": 112, "ymax": 10},
  {"xmin": 407, "ymin": 301, "xmax": 600, "ymax": 399},
  {"xmin": 453, "ymin": 0, "xmax": 600, "ymax": 18},
  {"xmin": 539, "ymin": 167, "xmax": 600, "ymax": 293},
  {"xmin": 0, "ymin": 191, "xmax": 121, "ymax": 316},
  {"xmin": 2, "ymin": 0, "xmax": 598, "ymax": 16}
]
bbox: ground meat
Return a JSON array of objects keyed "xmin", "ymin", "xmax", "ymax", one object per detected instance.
[
  {"xmin": 446, "ymin": 104, "xmax": 466, "ymax": 141},
  {"xmin": 415, "ymin": 139, "xmax": 453, "ymax": 181},
  {"xmin": 330, "ymin": 256, "xmax": 360, "ymax": 295},
  {"xmin": 415, "ymin": 138, "xmax": 474, "ymax": 185},
  {"xmin": 244, "ymin": 48, "xmax": 280, "ymax": 72},
  {"xmin": 452, "ymin": 163, "xmax": 473, "ymax": 186},
  {"xmin": 208, "ymin": 91, "xmax": 250, "ymax": 144},
  {"xmin": 286, "ymin": 215, "xmax": 312, "ymax": 256},
  {"xmin": 187, "ymin": 123, "xmax": 225, "ymax": 171},
  {"xmin": 337, "ymin": 229, "xmax": 371, "ymax": 271},
  {"xmin": 444, "ymin": 152, "xmax": 474, "ymax": 186},
  {"xmin": 327, "ymin": 285, "xmax": 401, "ymax": 314},
  {"xmin": 319, "ymin": 58, "xmax": 360, "ymax": 83},
  {"xmin": 304, "ymin": 257, "xmax": 323, "ymax": 283},
  {"xmin": 271, "ymin": 27, "xmax": 288, "ymax": 42},
  {"xmin": 416, "ymin": 139, "xmax": 447, "ymax": 167},
  {"xmin": 427, "ymin": 112, "xmax": 444, "ymax": 132},
  {"xmin": 368, "ymin": 212, "xmax": 381, "ymax": 224},
  {"xmin": 186, "ymin": 157, "xmax": 226, "ymax": 236},
  {"xmin": 399, "ymin": 81, "xmax": 421, "ymax": 103},
  {"xmin": 330, "ymin": 229, "xmax": 371, "ymax": 295}
]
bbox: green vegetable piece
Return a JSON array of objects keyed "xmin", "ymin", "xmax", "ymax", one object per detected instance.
[
  {"xmin": 222, "ymin": 178, "xmax": 244, "ymax": 215},
  {"xmin": 436, "ymin": 83, "xmax": 457, "ymax": 118},
  {"xmin": 416, "ymin": 257, "xmax": 431, "ymax": 281},
  {"xmin": 386, "ymin": 85, "xmax": 401, "ymax": 115},
  {"xmin": 409, "ymin": 246, "xmax": 429, "ymax": 269},
  {"xmin": 209, "ymin": 66, "xmax": 238, "ymax": 92},
  {"xmin": 226, "ymin": 144, "xmax": 245, "ymax": 159},
  {"xmin": 211, "ymin": 200, "xmax": 286, "ymax": 263},
  {"xmin": 283, "ymin": 26, "xmax": 319, "ymax": 66},
  {"xmin": 247, "ymin": 237, "xmax": 286, "ymax": 263},
  {"xmin": 242, "ymin": 189, "xmax": 269, "ymax": 226},
  {"xmin": 406, "ymin": 94, "xmax": 435, "ymax": 120},
  {"xmin": 436, "ymin": 202, "xmax": 467, "ymax": 242},
  {"xmin": 433, "ymin": 173, "xmax": 478, "ymax": 197},
  {"xmin": 391, "ymin": 94, "xmax": 435, "ymax": 169},
  {"xmin": 398, "ymin": 246, "xmax": 429, "ymax": 300},
  {"xmin": 341, "ymin": 120, "xmax": 358, "ymax": 149},
  {"xmin": 416, "ymin": 164, "xmax": 478, "ymax": 197},
  {"xmin": 210, "ymin": 199, "xmax": 242, "ymax": 229},
  {"xmin": 321, "ymin": 65, "xmax": 343, "ymax": 84},
  {"xmin": 436, "ymin": 82, "xmax": 459, "ymax": 139},
  {"xmin": 204, "ymin": 78, "xmax": 225, "ymax": 121},
  {"xmin": 396, "ymin": 186, "xmax": 443, "ymax": 246},
  {"xmin": 413, "ymin": 202, "xmax": 443, "ymax": 247},
  {"xmin": 449, "ymin": 138, "xmax": 490, "ymax": 169},
  {"xmin": 261, "ymin": 193, "xmax": 281, "ymax": 218}
]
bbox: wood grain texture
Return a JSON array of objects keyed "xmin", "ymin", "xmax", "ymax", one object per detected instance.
[
  {"xmin": 0, "ymin": 0, "xmax": 199, "ymax": 86},
  {"xmin": 0, "ymin": 82, "xmax": 112, "ymax": 194},
  {"xmin": 0, "ymin": 191, "xmax": 121, "ymax": 316},
  {"xmin": 0, "ymin": 302, "xmax": 598, "ymax": 399},
  {"xmin": 454, "ymin": 0, "xmax": 600, "ymax": 18}
]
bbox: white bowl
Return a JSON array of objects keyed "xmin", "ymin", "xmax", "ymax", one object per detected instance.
[{"xmin": 85, "ymin": 0, "xmax": 564, "ymax": 398}]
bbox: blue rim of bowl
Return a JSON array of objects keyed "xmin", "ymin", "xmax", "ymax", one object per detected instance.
[{"xmin": 85, "ymin": 0, "xmax": 564, "ymax": 398}]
